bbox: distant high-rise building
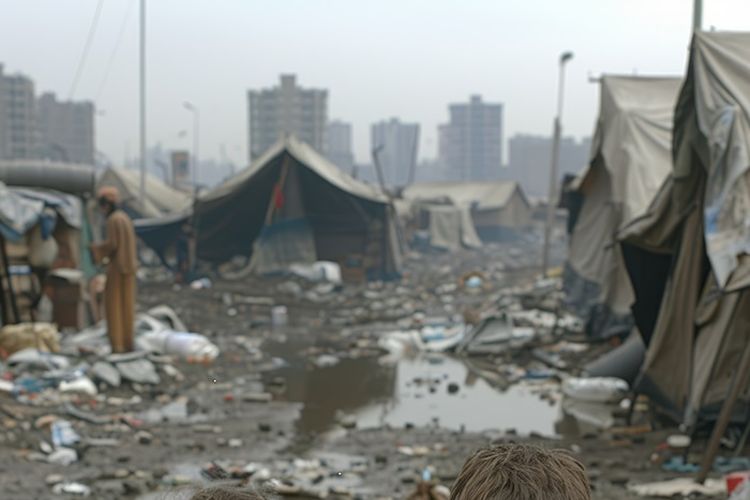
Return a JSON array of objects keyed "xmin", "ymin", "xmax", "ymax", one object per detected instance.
[
  {"xmin": 438, "ymin": 95, "xmax": 503, "ymax": 181},
  {"xmin": 370, "ymin": 118, "xmax": 419, "ymax": 187},
  {"xmin": 507, "ymin": 134, "xmax": 592, "ymax": 197},
  {"xmin": 247, "ymin": 74, "xmax": 328, "ymax": 161},
  {"xmin": 0, "ymin": 64, "xmax": 36, "ymax": 160},
  {"xmin": 36, "ymin": 92, "xmax": 95, "ymax": 164},
  {"xmin": 326, "ymin": 120, "xmax": 354, "ymax": 172}
]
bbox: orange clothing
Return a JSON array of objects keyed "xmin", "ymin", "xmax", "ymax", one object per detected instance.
[{"xmin": 91, "ymin": 210, "xmax": 137, "ymax": 353}]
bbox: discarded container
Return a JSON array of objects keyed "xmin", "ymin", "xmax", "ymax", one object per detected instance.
[
  {"xmin": 562, "ymin": 377, "xmax": 629, "ymax": 403},
  {"xmin": 271, "ymin": 306, "xmax": 288, "ymax": 328},
  {"xmin": 667, "ymin": 434, "xmax": 691, "ymax": 454},
  {"xmin": 137, "ymin": 330, "xmax": 219, "ymax": 362}
]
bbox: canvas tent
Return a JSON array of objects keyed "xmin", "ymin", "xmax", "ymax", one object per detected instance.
[
  {"xmin": 620, "ymin": 31, "xmax": 750, "ymax": 427},
  {"xmin": 564, "ymin": 75, "xmax": 681, "ymax": 339},
  {"xmin": 193, "ymin": 137, "xmax": 402, "ymax": 282},
  {"xmin": 97, "ymin": 168, "xmax": 191, "ymax": 219},
  {"xmin": 403, "ymin": 181, "xmax": 532, "ymax": 245}
]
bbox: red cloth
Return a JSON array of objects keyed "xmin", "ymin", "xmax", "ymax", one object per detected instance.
[{"xmin": 273, "ymin": 183, "xmax": 285, "ymax": 210}]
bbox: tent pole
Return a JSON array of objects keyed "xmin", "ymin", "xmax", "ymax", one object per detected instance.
[
  {"xmin": 0, "ymin": 236, "xmax": 8, "ymax": 325},
  {"xmin": 0, "ymin": 234, "xmax": 19, "ymax": 324},
  {"xmin": 696, "ymin": 332, "xmax": 750, "ymax": 483}
]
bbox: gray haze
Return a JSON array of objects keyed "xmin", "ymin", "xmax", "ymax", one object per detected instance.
[{"xmin": 2, "ymin": 0, "xmax": 749, "ymax": 168}]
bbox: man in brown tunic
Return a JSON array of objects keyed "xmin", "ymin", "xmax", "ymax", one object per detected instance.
[{"xmin": 90, "ymin": 187, "xmax": 138, "ymax": 353}]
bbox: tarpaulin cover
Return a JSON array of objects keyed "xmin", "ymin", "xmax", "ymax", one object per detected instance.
[
  {"xmin": 0, "ymin": 183, "xmax": 82, "ymax": 242},
  {"xmin": 0, "ymin": 182, "xmax": 46, "ymax": 241},
  {"xmin": 624, "ymin": 32, "xmax": 750, "ymax": 426},
  {"xmin": 423, "ymin": 205, "xmax": 482, "ymax": 251},
  {"xmin": 565, "ymin": 75, "xmax": 681, "ymax": 338}
]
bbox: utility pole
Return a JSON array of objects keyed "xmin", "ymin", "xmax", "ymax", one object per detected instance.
[
  {"xmin": 693, "ymin": 0, "xmax": 703, "ymax": 31},
  {"xmin": 139, "ymin": 0, "xmax": 146, "ymax": 206},
  {"xmin": 183, "ymin": 101, "xmax": 200, "ymax": 195},
  {"xmin": 542, "ymin": 51, "xmax": 574, "ymax": 276}
]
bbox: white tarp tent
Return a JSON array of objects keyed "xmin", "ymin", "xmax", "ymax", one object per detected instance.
[
  {"xmin": 403, "ymin": 181, "xmax": 532, "ymax": 246},
  {"xmin": 564, "ymin": 75, "xmax": 682, "ymax": 338},
  {"xmin": 97, "ymin": 168, "xmax": 191, "ymax": 219}
]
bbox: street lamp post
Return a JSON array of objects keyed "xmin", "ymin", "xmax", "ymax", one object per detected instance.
[
  {"xmin": 542, "ymin": 51, "xmax": 574, "ymax": 276},
  {"xmin": 183, "ymin": 101, "xmax": 200, "ymax": 194},
  {"xmin": 139, "ymin": 0, "xmax": 146, "ymax": 208}
]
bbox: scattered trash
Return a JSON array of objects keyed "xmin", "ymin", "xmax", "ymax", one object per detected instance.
[
  {"xmin": 271, "ymin": 306, "xmax": 289, "ymax": 328},
  {"xmin": 137, "ymin": 330, "xmax": 219, "ymax": 362},
  {"xmin": 728, "ymin": 472, "xmax": 750, "ymax": 498},
  {"xmin": 289, "ymin": 261, "xmax": 342, "ymax": 284},
  {"xmin": 59, "ymin": 377, "xmax": 98, "ymax": 396},
  {"xmin": 52, "ymin": 482, "xmax": 91, "ymax": 496},
  {"xmin": 90, "ymin": 361, "xmax": 121, "ymax": 387},
  {"xmin": 562, "ymin": 377, "xmax": 629, "ymax": 403},
  {"xmin": 47, "ymin": 447, "xmax": 78, "ymax": 466},
  {"xmin": 313, "ymin": 354, "xmax": 340, "ymax": 368},
  {"xmin": 627, "ymin": 478, "xmax": 725, "ymax": 497},
  {"xmin": 51, "ymin": 420, "xmax": 80, "ymax": 448},
  {"xmin": 190, "ymin": 277, "xmax": 213, "ymax": 290},
  {"xmin": 0, "ymin": 322, "xmax": 60, "ymax": 357},
  {"xmin": 457, "ymin": 314, "xmax": 534, "ymax": 354}
]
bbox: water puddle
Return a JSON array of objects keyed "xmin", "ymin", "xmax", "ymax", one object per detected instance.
[{"xmin": 266, "ymin": 334, "xmax": 562, "ymax": 436}]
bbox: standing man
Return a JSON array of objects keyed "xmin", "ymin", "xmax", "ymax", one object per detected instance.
[{"xmin": 90, "ymin": 187, "xmax": 138, "ymax": 353}]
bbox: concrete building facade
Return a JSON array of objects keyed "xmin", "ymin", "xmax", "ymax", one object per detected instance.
[
  {"xmin": 0, "ymin": 64, "xmax": 36, "ymax": 160},
  {"xmin": 370, "ymin": 118, "xmax": 419, "ymax": 187},
  {"xmin": 36, "ymin": 92, "xmax": 95, "ymax": 164},
  {"xmin": 438, "ymin": 95, "xmax": 503, "ymax": 181},
  {"xmin": 326, "ymin": 120, "xmax": 354, "ymax": 173},
  {"xmin": 247, "ymin": 74, "xmax": 328, "ymax": 161},
  {"xmin": 507, "ymin": 134, "xmax": 592, "ymax": 197}
]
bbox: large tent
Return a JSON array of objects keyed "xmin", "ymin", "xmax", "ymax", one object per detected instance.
[
  {"xmin": 564, "ymin": 75, "xmax": 682, "ymax": 338},
  {"xmin": 620, "ymin": 31, "xmax": 750, "ymax": 427},
  {"xmin": 403, "ymin": 181, "xmax": 532, "ymax": 244},
  {"xmin": 193, "ymin": 137, "xmax": 402, "ymax": 282},
  {"xmin": 97, "ymin": 168, "xmax": 191, "ymax": 219}
]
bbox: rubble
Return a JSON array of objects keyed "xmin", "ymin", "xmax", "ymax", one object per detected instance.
[{"xmin": 0, "ymin": 239, "xmax": 725, "ymax": 499}]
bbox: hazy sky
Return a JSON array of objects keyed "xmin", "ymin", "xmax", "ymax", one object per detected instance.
[{"xmin": 2, "ymin": 0, "xmax": 750, "ymax": 167}]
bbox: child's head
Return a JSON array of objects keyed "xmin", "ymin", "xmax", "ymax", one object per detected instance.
[
  {"xmin": 450, "ymin": 443, "xmax": 590, "ymax": 500},
  {"xmin": 189, "ymin": 485, "xmax": 267, "ymax": 500}
]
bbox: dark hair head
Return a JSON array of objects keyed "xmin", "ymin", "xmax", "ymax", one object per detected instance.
[{"xmin": 450, "ymin": 443, "xmax": 591, "ymax": 500}]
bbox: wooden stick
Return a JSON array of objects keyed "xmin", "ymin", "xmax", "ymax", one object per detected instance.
[{"xmin": 696, "ymin": 328, "xmax": 750, "ymax": 483}]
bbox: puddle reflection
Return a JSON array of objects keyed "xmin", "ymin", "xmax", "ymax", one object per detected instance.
[{"xmin": 266, "ymin": 334, "xmax": 561, "ymax": 436}]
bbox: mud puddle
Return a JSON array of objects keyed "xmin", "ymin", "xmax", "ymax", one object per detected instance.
[{"xmin": 266, "ymin": 334, "xmax": 561, "ymax": 436}]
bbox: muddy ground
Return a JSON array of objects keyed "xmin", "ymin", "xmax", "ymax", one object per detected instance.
[{"xmin": 0, "ymin": 241, "xmax": 728, "ymax": 499}]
